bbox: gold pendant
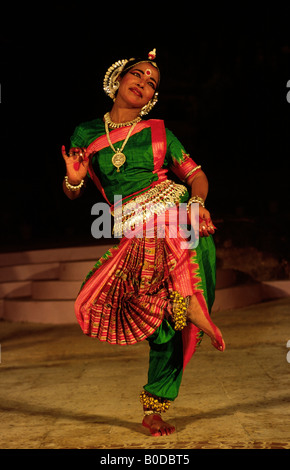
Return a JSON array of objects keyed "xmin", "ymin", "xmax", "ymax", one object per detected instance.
[{"xmin": 112, "ymin": 151, "xmax": 126, "ymax": 172}]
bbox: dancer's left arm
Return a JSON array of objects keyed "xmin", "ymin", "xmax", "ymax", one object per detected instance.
[{"xmin": 187, "ymin": 170, "xmax": 216, "ymax": 237}]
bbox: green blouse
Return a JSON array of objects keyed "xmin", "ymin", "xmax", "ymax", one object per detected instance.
[{"xmin": 70, "ymin": 118, "xmax": 199, "ymax": 205}]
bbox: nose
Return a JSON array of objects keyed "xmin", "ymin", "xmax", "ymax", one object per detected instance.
[{"xmin": 137, "ymin": 78, "xmax": 145, "ymax": 89}]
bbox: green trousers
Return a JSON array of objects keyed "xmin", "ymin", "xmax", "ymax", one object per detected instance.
[
  {"xmin": 143, "ymin": 235, "xmax": 216, "ymax": 402},
  {"xmin": 144, "ymin": 319, "xmax": 183, "ymax": 401}
]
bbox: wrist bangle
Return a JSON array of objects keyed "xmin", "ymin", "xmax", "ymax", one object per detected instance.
[
  {"xmin": 64, "ymin": 175, "xmax": 84, "ymax": 191},
  {"xmin": 187, "ymin": 195, "xmax": 205, "ymax": 212}
]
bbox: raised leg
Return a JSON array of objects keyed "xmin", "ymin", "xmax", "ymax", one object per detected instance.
[{"xmin": 186, "ymin": 294, "xmax": 225, "ymax": 351}]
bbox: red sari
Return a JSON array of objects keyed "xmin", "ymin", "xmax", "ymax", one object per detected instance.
[{"xmin": 72, "ymin": 118, "xmax": 216, "ymax": 400}]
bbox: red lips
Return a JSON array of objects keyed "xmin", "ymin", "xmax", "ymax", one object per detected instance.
[{"xmin": 129, "ymin": 87, "xmax": 143, "ymax": 98}]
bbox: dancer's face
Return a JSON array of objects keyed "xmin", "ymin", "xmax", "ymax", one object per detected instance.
[{"xmin": 116, "ymin": 62, "xmax": 159, "ymax": 110}]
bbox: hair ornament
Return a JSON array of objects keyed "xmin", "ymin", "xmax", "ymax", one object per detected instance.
[
  {"xmin": 103, "ymin": 59, "xmax": 129, "ymax": 99},
  {"xmin": 148, "ymin": 48, "xmax": 156, "ymax": 60}
]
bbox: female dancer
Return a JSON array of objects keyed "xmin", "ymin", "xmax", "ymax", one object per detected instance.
[{"xmin": 62, "ymin": 49, "xmax": 225, "ymax": 437}]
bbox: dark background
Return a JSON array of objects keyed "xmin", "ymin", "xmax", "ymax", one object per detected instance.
[{"xmin": 1, "ymin": 3, "xmax": 289, "ymax": 269}]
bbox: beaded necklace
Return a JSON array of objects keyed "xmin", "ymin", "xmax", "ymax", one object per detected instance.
[{"xmin": 104, "ymin": 112, "xmax": 141, "ymax": 129}]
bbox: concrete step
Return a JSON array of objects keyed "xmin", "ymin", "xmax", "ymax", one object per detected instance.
[
  {"xmin": 0, "ymin": 244, "xmax": 114, "ymax": 267},
  {"xmin": 59, "ymin": 261, "xmax": 95, "ymax": 281},
  {"xmin": 31, "ymin": 280, "xmax": 80, "ymax": 300},
  {"xmin": 212, "ymin": 282, "xmax": 264, "ymax": 312},
  {"xmin": 0, "ymin": 263, "xmax": 60, "ymax": 282},
  {"xmin": 1, "ymin": 244, "xmax": 289, "ymax": 325},
  {"xmin": 3, "ymin": 280, "xmax": 290, "ymax": 324},
  {"xmin": 261, "ymin": 280, "xmax": 290, "ymax": 299},
  {"xmin": 212, "ymin": 280, "xmax": 290, "ymax": 312},
  {"xmin": 0, "ymin": 243, "xmax": 242, "ymax": 286},
  {"xmin": 215, "ymin": 268, "xmax": 250, "ymax": 289},
  {"xmin": 3, "ymin": 298, "xmax": 76, "ymax": 324},
  {"xmin": 0, "ymin": 260, "xmax": 96, "ymax": 284},
  {"xmin": 0, "ymin": 281, "xmax": 32, "ymax": 298}
]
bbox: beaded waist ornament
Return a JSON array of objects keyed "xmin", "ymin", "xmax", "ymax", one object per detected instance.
[{"xmin": 112, "ymin": 179, "xmax": 187, "ymax": 237}]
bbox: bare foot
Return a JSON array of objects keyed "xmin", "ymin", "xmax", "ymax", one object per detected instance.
[
  {"xmin": 142, "ymin": 414, "xmax": 175, "ymax": 436},
  {"xmin": 187, "ymin": 294, "xmax": 225, "ymax": 351}
]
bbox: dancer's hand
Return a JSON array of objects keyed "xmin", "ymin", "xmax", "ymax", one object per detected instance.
[
  {"xmin": 199, "ymin": 206, "xmax": 216, "ymax": 237},
  {"xmin": 62, "ymin": 146, "xmax": 89, "ymax": 184}
]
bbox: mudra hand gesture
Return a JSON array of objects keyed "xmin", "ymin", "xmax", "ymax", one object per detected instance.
[
  {"xmin": 187, "ymin": 196, "xmax": 216, "ymax": 238},
  {"xmin": 62, "ymin": 146, "xmax": 89, "ymax": 184},
  {"xmin": 198, "ymin": 206, "xmax": 216, "ymax": 238}
]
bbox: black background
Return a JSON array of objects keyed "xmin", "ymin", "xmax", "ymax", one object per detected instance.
[{"xmin": 1, "ymin": 3, "xmax": 289, "ymax": 263}]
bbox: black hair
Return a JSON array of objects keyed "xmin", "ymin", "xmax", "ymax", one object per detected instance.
[{"xmin": 119, "ymin": 58, "xmax": 160, "ymax": 87}]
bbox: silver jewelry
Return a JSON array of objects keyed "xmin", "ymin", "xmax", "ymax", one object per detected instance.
[
  {"xmin": 187, "ymin": 195, "xmax": 205, "ymax": 213},
  {"xmin": 64, "ymin": 175, "xmax": 84, "ymax": 191},
  {"xmin": 139, "ymin": 92, "xmax": 159, "ymax": 116},
  {"xmin": 143, "ymin": 410, "xmax": 161, "ymax": 416},
  {"xmin": 103, "ymin": 59, "xmax": 129, "ymax": 100},
  {"xmin": 104, "ymin": 112, "xmax": 141, "ymax": 129}
]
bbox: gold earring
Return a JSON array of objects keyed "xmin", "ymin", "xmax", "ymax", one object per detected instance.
[{"xmin": 140, "ymin": 92, "xmax": 158, "ymax": 116}]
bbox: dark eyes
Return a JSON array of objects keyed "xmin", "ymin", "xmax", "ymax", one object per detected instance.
[{"xmin": 131, "ymin": 71, "xmax": 156, "ymax": 89}]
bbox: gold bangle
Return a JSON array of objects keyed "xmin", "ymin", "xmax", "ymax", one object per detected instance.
[
  {"xmin": 187, "ymin": 195, "xmax": 205, "ymax": 212},
  {"xmin": 64, "ymin": 175, "xmax": 84, "ymax": 192}
]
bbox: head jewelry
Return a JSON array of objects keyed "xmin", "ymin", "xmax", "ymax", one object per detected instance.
[{"xmin": 103, "ymin": 49, "xmax": 159, "ymax": 116}]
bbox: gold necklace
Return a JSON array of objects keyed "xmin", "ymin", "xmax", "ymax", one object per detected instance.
[
  {"xmin": 104, "ymin": 118, "xmax": 139, "ymax": 172},
  {"xmin": 104, "ymin": 112, "xmax": 142, "ymax": 129}
]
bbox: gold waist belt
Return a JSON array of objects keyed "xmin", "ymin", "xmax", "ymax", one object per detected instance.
[{"xmin": 113, "ymin": 179, "xmax": 187, "ymax": 237}]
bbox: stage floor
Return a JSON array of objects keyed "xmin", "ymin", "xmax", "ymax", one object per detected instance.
[{"xmin": 0, "ymin": 298, "xmax": 289, "ymax": 450}]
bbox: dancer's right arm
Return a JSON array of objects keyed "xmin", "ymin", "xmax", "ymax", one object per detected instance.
[{"xmin": 61, "ymin": 146, "xmax": 89, "ymax": 199}]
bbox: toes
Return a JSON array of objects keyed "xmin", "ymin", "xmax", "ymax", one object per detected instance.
[
  {"xmin": 157, "ymin": 424, "xmax": 176, "ymax": 436},
  {"xmin": 169, "ymin": 425, "xmax": 176, "ymax": 435},
  {"xmin": 143, "ymin": 416, "xmax": 176, "ymax": 436},
  {"xmin": 158, "ymin": 427, "xmax": 167, "ymax": 436},
  {"xmin": 151, "ymin": 424, "xmax": 175, "ymax": 436},
  {"xmin": 161, "ymin": 426, "xmax": 169, "ymax": 436}
]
